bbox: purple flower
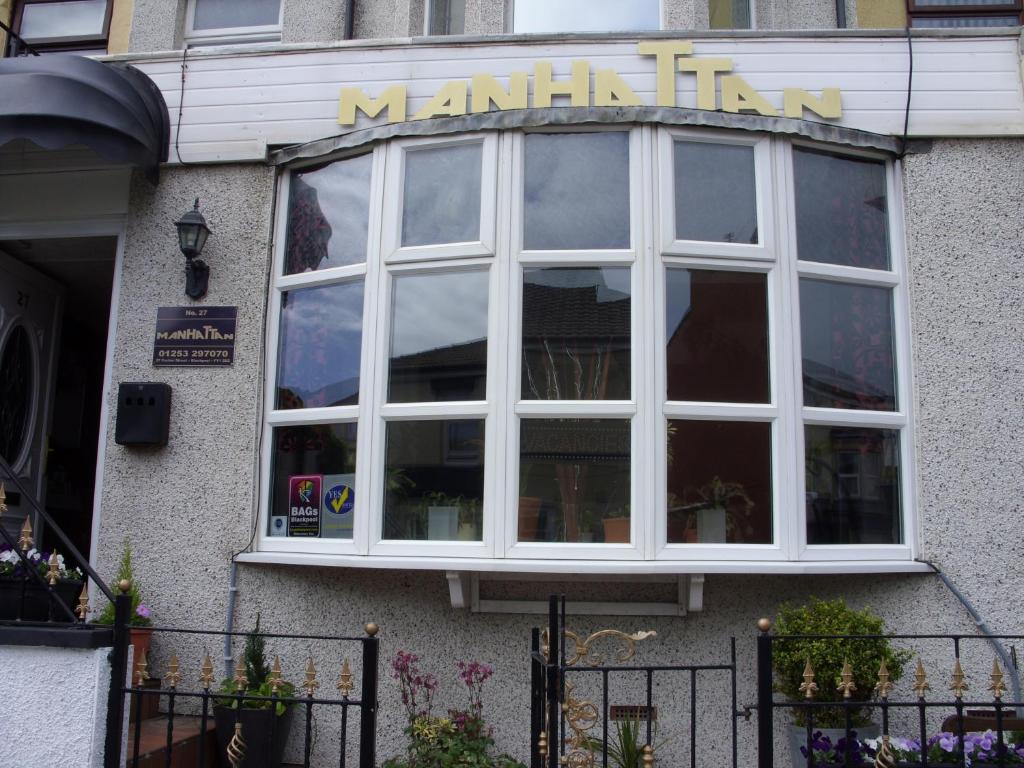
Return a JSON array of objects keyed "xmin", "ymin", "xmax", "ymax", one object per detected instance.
[{"xmin": 135, "ymin": 604, "xmax": 151, "ymax": 619}]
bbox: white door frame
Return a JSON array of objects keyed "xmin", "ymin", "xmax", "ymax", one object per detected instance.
[{"xmin": 0, "ymin": 219, "xmax": 126, "ymax": 571}]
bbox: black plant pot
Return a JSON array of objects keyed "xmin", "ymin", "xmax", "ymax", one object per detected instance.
[
  {"xmin": 214, "ymin": 704, "xmax": 295, "ymax": 768},
  {"xmin": 0, "ymin": 579, "xmax": 81, "ymax": 621}
]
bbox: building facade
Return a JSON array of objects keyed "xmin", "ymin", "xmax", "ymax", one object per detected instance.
[{"xmin": 1, "ymin": 0, "xmax": 1023, "ymax": 763}]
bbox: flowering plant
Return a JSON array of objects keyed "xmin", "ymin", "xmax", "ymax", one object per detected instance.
[
  {"xmin": 801, "ymin": 730, "xmax": 1024, "ymax": 765},
  {"xmin": 382, "ymin": 652, "xmax": 525, "ymax": 768},
  {"xmin": 0, "ymin": 546, "xmax": 83, "ymax": 582}
]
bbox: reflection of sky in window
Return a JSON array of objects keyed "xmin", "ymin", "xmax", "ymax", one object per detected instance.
[
  {"xmin": 292, "ymin": 154, "xmax": 372, "ymax": 268},
  {"xmin": 524, "ymin": 133, "xmax": 630, "ymax": 250},
  {"xmin": 674, "ymin": 142, "xmax": 757, "ymax": 244},
  {"xmin": 524, "ymin": 266, "xmax": 630, "ymax": 301},
  {"xmin": 390, "ymin": 271, "xmax": 489, "ymax": 357},
  {"xmin": 22, "ymin": 0, "xmax": 108, "ymax": 37},
  {"xmin": 194, "ymin": 0, "xmax": 280, "ymax": 29},
  {"xmin": 665, "ymin": 269, "xmax": 692, "ymax": 338},
  {"xmin": 402, "ymin": 144, "xmax": 482, "ymax": 247},
  {"xmin": 514, "ymin": 0, "xmax": 660, "ymax": 33},
  {"xmin": 277, "ymin": 283, "xmax": 364, "ymax": 405}
]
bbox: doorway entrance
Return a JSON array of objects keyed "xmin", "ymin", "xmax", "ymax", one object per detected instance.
[{"xmin": 0, "ymin": 236, "xmax": 117, "ymax": 564}]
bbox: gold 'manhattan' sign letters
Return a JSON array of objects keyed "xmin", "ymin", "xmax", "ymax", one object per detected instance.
[{"xmin": 339, "ymin": 41, "xmax": 841, "ymax": 126}]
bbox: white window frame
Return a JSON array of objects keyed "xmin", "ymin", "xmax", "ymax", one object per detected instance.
[
  {"xmin": 256, "ymin": 126, "xmax": 919, "ymax": 570},
  {"xmin": 183, "ymin": 0, "xmax": 283, "ymax": 46},
  {"xmin": 381, "ymin": 133, "xmax": 499, "ymax": 264}
]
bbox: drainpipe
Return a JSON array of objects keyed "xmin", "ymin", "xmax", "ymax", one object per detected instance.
[
  {"xmin": 223, "ymin": 559, "xmax": 239, "ymax": 678},
  {"xmin": 344, "ymin": 0, "xmax": 355, "ymax": 39},
  {"xmin": 922, "ymin": 559, "xmax": 1023, "ymax": 716},
  {"xmin": 835, "ymin": 0, "xmax": 847, "ymax": 28}
]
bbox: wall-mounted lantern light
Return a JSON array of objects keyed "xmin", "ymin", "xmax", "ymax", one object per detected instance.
[{"xmin": 174, "ymin": 198, "xmax": 212, "ymax": 300}]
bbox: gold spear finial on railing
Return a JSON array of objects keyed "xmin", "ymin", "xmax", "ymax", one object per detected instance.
[
  {"xmin": 165, "ymin": 654, "xmax": 181, "ymax": 689},
  {"xmin": 912, "ymin": 658, "xmax": 930, "ymax": 698},
  {"xmin": 226, "ymin": 723, "xmax": 247, "ymax": 768},
  {"xmin": 200, "ymin": 654, "xmax": 215, "ymax": 690},
  {"xmin": 302, "ymin": 658, "xmax": 320, "ymax": 697},
  {"xmin": 233, "ymin": 657, "xmax": 248, "ymax": 689},
  {"xmin": 135, "ymin": 648, "xmax": 150, "ymax": 686},
  {"xmin": 875, "ymin": 659, "xmax": 894, "ymax": 699},
  {"xmin": 0, "ymin": 482, "xmax": 7, "ymax": 517},
  {"xmin": 799, "ymin": 660, "xmax": 819, "ymax": 699},
  {"xmin": 837, "ymin": 660, "xmax": 857, "ymax": 699},
  {"xmin": 641, "ymin": 744, "xmax": 655, "ymax": 766},
  {"xmin": 337, "ymin": 658, "xmax": 354, "ymax": 697},
  {"xmin": 989, "ymin": 658, "xmax": 1006, "ymax": 700},
  {"xmin": 874, "ymin": 735, "xmax": 897, "ymax": 768},
  {"xmin": 46, "ymin": 551, "xmax": 60, "ymax": 586},
  {"xmin": 950, "ymin": 658, "xmax": 969, "ymax": 699},
  {"xmin": 19, "ymin": 516, "xmax": 33, "ymax": 551},
  {"xmin": 537, "ymin": 729, "xmax": 548, "ymax": 758},
  {"xmin": 76, "ymin": 583, "xmax": 90, "ymax": 621},
  {"xmin": 269, "ymin": 656, "xmax": 284, "ymax": 695}
]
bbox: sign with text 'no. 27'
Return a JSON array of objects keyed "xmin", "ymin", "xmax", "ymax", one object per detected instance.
[{"xmin": 153, "ymin": 306, "xmax": 237, "ymax": 366}]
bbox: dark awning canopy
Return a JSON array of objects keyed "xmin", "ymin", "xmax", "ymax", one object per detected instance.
[{"xmin": 0, "ymin": 54, "xmax": 169, "ymax": 184}]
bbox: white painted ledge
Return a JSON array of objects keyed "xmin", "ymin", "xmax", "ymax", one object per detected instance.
[{"xmin": 235, "ymin": 550, "xmax": 933, "ymax": 576}]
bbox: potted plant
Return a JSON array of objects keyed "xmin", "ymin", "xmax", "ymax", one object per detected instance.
[
  {"xmin": 682, "ymin": 476, "xmax": 755, "ymax": 543},
  {"xmin": 586, "ymin": 715, "xmax": 664, "ymax": 768},
  {"xmin": 0, "ymin": 543, "xmax": 83, "ymax": 621},
  {"xmin": 422, "ymin": 491, "xmax": 464, "ymax": 541},
  {"xmin": 215, "ymin": 616, "xmax": 295, "ymax": 768},
  {"xmin": 602, "ymin": 507, "xmax": 631, "ymax": 543},
  {"xmin": 382, "ymin": 651, "xmax": 526, "ymax": 768},
  {"xmin": 93, "ymin": 540, "xmax": 154, "ymax": 682},
  {"xmin": 772, "ymin": 597, "xmax": 912, "ymax": 768}
]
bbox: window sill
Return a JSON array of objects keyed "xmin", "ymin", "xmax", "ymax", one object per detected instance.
[{"xmin": 235, "ymin": 550, "xmax": 932, "ymax": 575}]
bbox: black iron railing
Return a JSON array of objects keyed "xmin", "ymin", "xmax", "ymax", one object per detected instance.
[
  {"xmin": 114, "ymin": 622, "xmax": 380, "ymax": 768},
  {"xmin": 0, "ymin": 19, "xmax": 40, "ymax": 56},
  {"xmin": 531, "ymin": 595, "xmax": 741, "ymax": 768},
  {"xmin": 756, "ymin": 627, "xmax": 1024, "ymax": 768}
]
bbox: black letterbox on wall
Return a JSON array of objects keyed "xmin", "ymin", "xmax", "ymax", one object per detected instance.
[{"xmin": 115, "ymin": 382, "xmax": 172, "ymax": 447}]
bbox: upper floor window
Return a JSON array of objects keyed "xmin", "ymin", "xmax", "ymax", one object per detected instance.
[
  {"xmin": 709, "ymin": 0, "xmax": 752, "ymax": 29},
  {"xmin": 513, "ymin": 0, "xmax": 661, "ymax": 34},
  {"xmin": 907, "ymin": 0, "xmax": 1022, "ymax": 26},
  {"xmin": 260, "ymin": 125, "xmax": 915, "ymax": 568},
  {"xmin": 427, "ymin": 0, "xmax": 465, "ymax": 35},
  {"xmin": 7, "ymin": 0, "xmax": 111, "ymax": 56},
  {"xmin": 185, "ymin": 0, "xmax": 282, "ymax": 46}
]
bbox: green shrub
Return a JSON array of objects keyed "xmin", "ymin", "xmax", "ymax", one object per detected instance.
[{"xmin": 773, "ymin": 597, "xmax": 912, "ymax": 727}]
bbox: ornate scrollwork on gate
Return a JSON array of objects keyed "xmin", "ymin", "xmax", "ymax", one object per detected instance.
[
  {"xmin": 561, "ymin": 681, "xmax": 601, "ymax": 768},
  {"xmin": 541, "ymin": 627, "xmax": 658, "ymax": 667}
]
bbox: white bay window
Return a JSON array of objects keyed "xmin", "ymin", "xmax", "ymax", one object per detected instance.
[{"xmin": 258, "ymin": 124, "xmax": 916, "ymax": 569}]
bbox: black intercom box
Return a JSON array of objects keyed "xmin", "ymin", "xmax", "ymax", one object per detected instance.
[{"xmin": 115, "ymin": 382, "xmax": 172, "ymax": 447}]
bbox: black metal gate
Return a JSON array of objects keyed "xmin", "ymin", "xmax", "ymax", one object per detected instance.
[{"xmin": 530, "ymin": 595, "xmax": 740, "ymax": 768}]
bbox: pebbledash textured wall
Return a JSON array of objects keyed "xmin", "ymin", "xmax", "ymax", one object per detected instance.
[{"xmin": 93, "ymin": 137, "xmax": 1024, "ymax": 764}]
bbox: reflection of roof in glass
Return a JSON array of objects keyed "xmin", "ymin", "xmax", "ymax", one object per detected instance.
[{"xmin": 522, "ymin": 283, "xmax": 630, "ymax": 339}]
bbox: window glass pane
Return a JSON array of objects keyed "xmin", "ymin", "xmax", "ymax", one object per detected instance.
[
  {"xmin": 269, "ymin": 423, "xmax": 357, "ymax": 538},
  {"xmin": 800, "ymin": 279, "xmax": 896, "ymax": 411},
  {"xmin": 402, "ymin": 143, "xmax": 482, "ymax": 247},
  {"xmin": 193, "ymin": 0, "xmax": 280, "ymax": 30},
  {"xmin": 429, "ymin": 0, "xmax": 465, "ymax": 33},
  {"xmin": 667, "ymin": 420, "xmax": 772, "ymax": 544},
  {"xmin": 383, "ymin": 420, "xmax": 484, "ymax": 541},
  {"xmin": 285, "ymin": 154, "xmax": 372, "ymax": 273},
  {"xmin": 389, "ymin": 270, "xmax": 488, "ymax": 403},
  {"xmin": 911, "ymin": 15, "xmax": 1019, "ymax": 25},
  {"xmin": 21, "ymin": 1, "xmax": 107, "ymax": 40},
  {"xmin": 518, "ymin": 419, "xmax": 631, "ymax": 543},
  {"xmin": 794, "ymin": 148, "xmax": 890, "ymax": 270},
  {"xmin": 522, "ymin": 267, "xmax": 630, "ymax": 400},
  {"xmin": 806, "ymin": 425, "xmax": 902, "ymax": 544},
  {"xmin": 666, "ymin": 269, "xmax": 768, "ymax": 403},
  {"xmin": 514, "ymin": 0, "xmax": 659, "ymax": 32},
  {"xmin": 674, "ymin": 141, "xmax": 757, "ymax": 244},
  {"xmin": 524, "ymin": 132, "xmax": 630, "ymax": 250},
  {"xmin": 276, "ymin": 282, "xmax": 364, "ymax": 409},
  {"xmin": 914, "ymin": 0, "xmax": 1014, "ymax": 6},
  {"xmin": 709, "ymin": 0, "xmax": 751, "ymax": 28}
]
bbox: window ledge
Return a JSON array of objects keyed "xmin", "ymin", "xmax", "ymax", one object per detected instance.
[{"xmin": 235, "ymin": 550, "xmax": 932, "ymax": 576}]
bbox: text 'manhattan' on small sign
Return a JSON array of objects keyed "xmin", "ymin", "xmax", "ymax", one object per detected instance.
[{"xmin": 153, "ymin": 306, "xmax": 237, "ymax": 367}]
